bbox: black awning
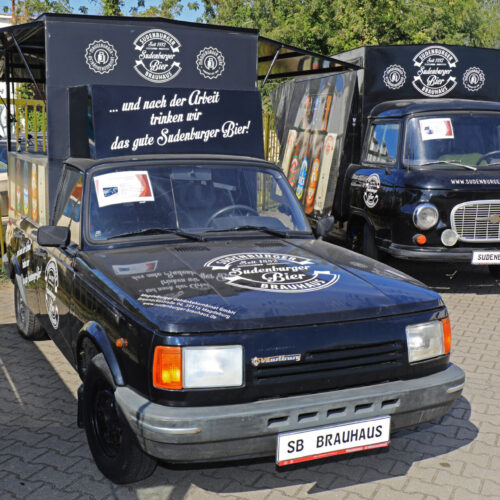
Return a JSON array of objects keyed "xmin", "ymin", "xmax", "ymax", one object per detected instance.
[
  {"xmin": 0, "ymin": 21, "xmax": 45, "ymax": 84},
  {"xmin": 258, "ymin": 36, "xmax": 360, "ymax": 86}
]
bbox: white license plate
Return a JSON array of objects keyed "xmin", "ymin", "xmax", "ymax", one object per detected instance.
[
  {"xmin": 472, "ymin": 251, "xmax": 500, "ymax": 265},
  {"xmin": 276, "ymin": 416, "xmax": 390, "ymax": 466}
]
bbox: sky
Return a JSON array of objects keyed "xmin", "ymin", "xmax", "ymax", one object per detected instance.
[{"xmin": 0, "ymin": 0, "xmax": 201, "ymax": 22}]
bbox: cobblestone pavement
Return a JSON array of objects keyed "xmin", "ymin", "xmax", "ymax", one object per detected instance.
[{"xmin": 1, "ymin": 259, "xmax": 499, "ymax": 499}]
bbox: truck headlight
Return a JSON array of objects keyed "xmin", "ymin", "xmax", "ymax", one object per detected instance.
[
  {"xmin": 413, "ymin": 203, "xmax": 439, "ymax": 230},
  {"xmin": 153, "ymin": 345, "xmax": 243, "ymax": 389},
  {"xmin": 183, "ymin": 345, "xmax": 243, "ymax": 388},
  {"xmin": 406, "ymin": 318, "xmax": 451, "ymax": 363}
]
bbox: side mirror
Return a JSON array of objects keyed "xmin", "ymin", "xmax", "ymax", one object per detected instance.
[
  {"xmin": 37, "ymin": 226, "xmax": 70, "ymax": 247},
  {"xmin": 315, "ymin": 216, "xmax": 334, "ymax": 239}
]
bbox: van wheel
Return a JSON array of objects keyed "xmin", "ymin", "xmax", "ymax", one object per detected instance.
[
  {"xmin": 488, "ymin": 265, "xmax": 500, "ymax": 278},
  {"xmin": 83, "ymin": 354, "xmax": 157, "ymax": 484},
  {"xmin": 361, "ymin": 222, "xmax": 379, "ymax": 260},
  {"xmin": 14, "ymin": 282, "xmax": 45, "ymax": 340}
]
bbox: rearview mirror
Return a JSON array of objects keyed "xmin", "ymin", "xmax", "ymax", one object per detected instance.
[
  {"xmin": 37, "ymin": 226, "xmax": 70, "ymax": 247},
  {"xmin": 315, "ymin": 216, "xmax": 334, "ymax": 239}
]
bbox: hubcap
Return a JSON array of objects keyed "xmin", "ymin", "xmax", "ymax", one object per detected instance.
[{"xmin": 16, "ymin": 288, "xmax": 26, "ymax": 328}]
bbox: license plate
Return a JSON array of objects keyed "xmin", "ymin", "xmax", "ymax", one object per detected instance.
[
  {"xmin": 276, "ymin": 416, "xmax": 390, "ymax": 466},
  {"xmin": 472, "ymin": 251, "xmax": 500, "ymax": 265}
]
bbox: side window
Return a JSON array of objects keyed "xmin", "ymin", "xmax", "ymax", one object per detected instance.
[
  {"xmin": 365, "ymin": 123, "xmax": 400, "ymax": 165},
  {"xmin": 54, "ymin": 169, "xmax": 83, "ymax": 246}
]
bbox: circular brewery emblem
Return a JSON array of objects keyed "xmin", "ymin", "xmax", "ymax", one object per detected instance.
[
  {"xmin": 196, "ymin": 47, "xmax": 225, "ymax": 79},
  {"xmin": 412, "ymin": 46, "xmax": 458, "ymax": 97},
  {"xmin": 85, "ymin": 40, "xmax": 118, "ymax": 74},
  {"xmin": 462, "ymin": 67, "xmax": 485, "ymax": 92},
  {"xmin": 383, "ymin": 64, "xmax": 406, "ymax": 90},
  {"xmin": 363, "ymin": 173, "xmax": 381, "ymax": 208},
  {"xmin": 133, "ymin": 29, "xmax": 182, "ymax": 83},
  {"xmin": 204, "ymin": 253, "xmax": 340, "ymax": 293},
  {"xmin": 45, "ymin": 258, "xmax": 59, "ymax": 329}
]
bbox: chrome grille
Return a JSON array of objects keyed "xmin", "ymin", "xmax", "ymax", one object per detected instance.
[{"xmin": 451, "ymin": 200, "xmax": 500, "ymax": 242}]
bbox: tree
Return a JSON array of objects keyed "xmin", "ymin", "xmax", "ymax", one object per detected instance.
[
  {"xmin": 101, "ymin": 0, "xmax": 123, "ymax": 16},
  {"xmin": 200, "ymin": 0, "xmax": 499, "ymax": 51}
]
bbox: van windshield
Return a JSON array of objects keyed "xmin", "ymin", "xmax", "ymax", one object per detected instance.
[
  {"xmin": 404, "ymin": 113, "xmax": 500, "ymax": 168},
  {"xmin": 88, "ymin": 163, "xmax": 310, "ymax": 241}
]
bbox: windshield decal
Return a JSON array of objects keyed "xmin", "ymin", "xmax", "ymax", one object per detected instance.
[
  {"xmin": 451, "ymin": 178, "xmax": 500, "ymax": 186},
  {"xmin": 420, "ymin": 118, "xmax": 454, "ymax": 141},
  {"xmin": 204, "ymin": 253, "xmax": 340, "ymax": 293},
  {"xmin": 94, "ymin": 171, "xmax": 154, "ymax": 207}
]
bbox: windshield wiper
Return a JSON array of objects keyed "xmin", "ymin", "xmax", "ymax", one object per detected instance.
[
  {"xmin": 110, "ymin": 227, "xmax": 205, "ymax": 241},
  {"xmin": 417, "ymin": 160, "xmax": 477, "ymax": 171},
  {"xmin": 204, "ymin": 225, "xmax": 294, "ymax": 238}
]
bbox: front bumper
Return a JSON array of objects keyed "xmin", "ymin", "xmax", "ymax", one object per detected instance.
[
  {"xmin": 385, "ymin": 243, "xmax": 500, "ymax": 262},
  {"xmin": 115, "ymin": 363, "xmax": 464, "ymax": 463}
]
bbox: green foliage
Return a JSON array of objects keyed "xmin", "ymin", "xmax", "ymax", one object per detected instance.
[
  {"xmin": 130, "ymin": 0, "xmax": 183, "ymax": 18},
  {"xmin": 14, "ymin": 0, "xmax": 71, "ymax": 21},
  {"xmin": 200, "ymin": 0, "xmax": 500, "ymax": 51},
  {"xmin": 101, "ymin": 0, "xmax": 124, "ymax": 16}
]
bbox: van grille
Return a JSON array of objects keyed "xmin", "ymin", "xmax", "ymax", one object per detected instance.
[
  {"xmin": 253, "ymin": 341, "xmax": 404, "ymax": 386},
  {"xmin": 451, "ymin": 201, "xmax": 500, "ymax": 242}
]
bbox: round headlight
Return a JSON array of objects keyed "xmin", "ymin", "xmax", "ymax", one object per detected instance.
[
  {"xmin": 441, "ymin": 229, "xmax": 459, "ymax": 247},
  {"xmin": 413, "ymin": 204, "xmax": 439, "ymax": 230}
]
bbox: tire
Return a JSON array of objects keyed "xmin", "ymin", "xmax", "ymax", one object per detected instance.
[
  {"xmin": 82, "ymin": 354, "xmax": 157, "ymax": 484},
  {"xmin": 488, "ymin": 265, "xmax": 500, "ymax": 278},
  {"xmin": 361, "ymin": 222, "xmax": 379, "ymax": 260},
  {"xmin": 14, "ymin": 282, "xmax": 45, "ymax": 340}
]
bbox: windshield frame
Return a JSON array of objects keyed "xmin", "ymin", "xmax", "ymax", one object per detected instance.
[
  {"xmin": 83, "ymin": 158, "xmax": 312, "ymax": 246},
  {"xmin": 402, "ymin": 110, "xmax": 500, "ymax": 170}
]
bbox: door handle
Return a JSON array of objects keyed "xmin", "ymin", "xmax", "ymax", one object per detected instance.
[{"xmin": 33, "ymin": 248, "xmax": 47, "ymax": 258}]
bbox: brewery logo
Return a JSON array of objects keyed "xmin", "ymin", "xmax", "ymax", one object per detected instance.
[
  {"xmin": 363, "ymin": 173, "xmax": 381, "ymax": 208},
  {"xmin": 383, "ymin": 64, "xmax": 406, "ymax": 90},
  {"xmin": 204, "ymin": 253, "xmax": 340, "ymax": 293},
  {"xmin": 196, "ymin": 47, "xmax": 225, "ymax": 79},
  {"xmin": 463, "ymin": 67, "xmax": 485, "ymax": 92},
  {"xmin": 251, "ymin": 354, "xmax": 302, "ymax": 367},
  {"xmin": 45, "ymin": 258, "xmax": 59, "ymax": 329},
  {"xmin": 133, "ymin": 29, "xmax": 182, "ymax": 83},
  {"xmin": 412, "ymin": 46, "xmax": 458, "ymax": 97},
  {"xmin": 85, "ymin": 40, "xmax": 118, "ymax": 74}
]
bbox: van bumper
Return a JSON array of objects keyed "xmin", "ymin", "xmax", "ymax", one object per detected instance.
[
  {"xmin": 385, "ymin": 243, "xmax": 498, "ymax": 262},
  {"xmin": 115, "ymin": 363, "xmax": 465, "ymax": 463}
]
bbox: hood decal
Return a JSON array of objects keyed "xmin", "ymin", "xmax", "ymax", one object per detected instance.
[{"xmin": 204, "ymin": 252, "xmax": 340, "ymax": 293}]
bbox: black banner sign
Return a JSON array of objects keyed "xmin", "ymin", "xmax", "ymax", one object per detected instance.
[{"xmin": 80, "ymin": 85, "xmax": 264, "ymax": 159}]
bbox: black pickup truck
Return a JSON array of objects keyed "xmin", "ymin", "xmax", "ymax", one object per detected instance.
[
  {"xmin": 1, "ymin": 16, "xmax": 463, "ymax": 484},
  {"xmin": 4, "ymin": 154, "xmax": 464, "ymax": 482},
  {"xmin": 273, "ymin": 45, "xmax": 500, "ymax": 273}
]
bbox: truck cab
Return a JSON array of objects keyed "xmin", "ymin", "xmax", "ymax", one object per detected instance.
[{"xmin": 348, "ymin": 99, "xmax": 500, "ymax": 274}]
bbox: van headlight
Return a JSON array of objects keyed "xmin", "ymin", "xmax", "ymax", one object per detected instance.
[
  {"xmin": 406, "ymin": 319, "xmax": 451, "ymax": 363},
  {"xmin": 413, "ymin": 203, "xmax": 439, "ymax": 230}
]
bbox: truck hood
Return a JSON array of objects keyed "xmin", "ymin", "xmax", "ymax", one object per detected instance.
[
  {"xmin": 80, "ymin": 238, "xmax": 443, "ymax": 333},
  {"xmin": 403, "ymin": 168, "xmax": 500, "ymax": 191}
]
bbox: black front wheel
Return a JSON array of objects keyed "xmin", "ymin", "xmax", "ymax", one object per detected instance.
[{"xmin": 82, "ymin": 354, "xmax": 157, "ymax": 484}]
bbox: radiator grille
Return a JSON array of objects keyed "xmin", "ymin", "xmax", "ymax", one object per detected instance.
[
  {"xmin": 451, "ymin": 201, "xmax": 500, "ymax": 242},
  {"xmin": 253, "ymin": 341, "xmax": 404, "ymax": 385}
]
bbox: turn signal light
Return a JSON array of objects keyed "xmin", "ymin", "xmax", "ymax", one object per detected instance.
[
  {"xmin": 414, "ymin": 234, "xmax": 427, "ymax": 245},
  {"xmin": 441, "ymin": 317, "xmax": 452, "ymax": 354},
  {"xmin": 153, "ymin": 346, "xmax": 182, "ymax": 389}
]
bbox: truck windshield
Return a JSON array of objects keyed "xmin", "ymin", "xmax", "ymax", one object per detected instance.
[
  {"xmin": 404, "ymin": 113, "xmax": 500, "ymax": 168},
  {"xmin": 88, "ymin": 164, "xmax": 310, "ymax": 241}
]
